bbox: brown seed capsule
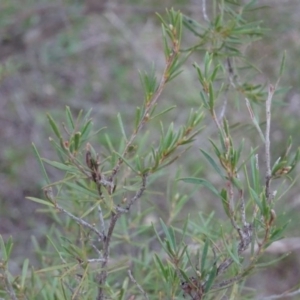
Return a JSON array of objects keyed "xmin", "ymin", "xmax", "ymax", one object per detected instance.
[
  {"xmin": 269, "ymin": 209, "xmax": 276, "ymax": 226},
  {"xmin": 43, "ymin": 186, "xmax": 54, "ymax": 201},
  {"xmin": 86, "ymin": 150, "xmax": 93, "ymax": 169}
]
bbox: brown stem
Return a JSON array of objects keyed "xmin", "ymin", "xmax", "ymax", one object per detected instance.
[
  {"xmin": 108, "ymin": 50, "xmax": 179, "ymax": 182},
  {"xmin": 97, "ymin": 211, "xmax": 120, "ymax": 300}
]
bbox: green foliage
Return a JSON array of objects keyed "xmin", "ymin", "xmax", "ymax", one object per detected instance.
[{"xmin": 1, "ymin": 1, "xmax": 299, "ymax": 300}]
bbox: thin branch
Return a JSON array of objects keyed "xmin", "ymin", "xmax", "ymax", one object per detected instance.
[
  {"xmin": 226, "ymin": 181, "xmax": 247, "ymax": 246},
  {"xmin": 259, "ymin": 288, "xmax": 300, "ymax": 300},
  {"xmin": 201, "ymin": 0, "xmax": 210, "ymax": 22},
  {"xmin": 91, "ymin": 243, "xmax": 102, "ymax": 257},
  {"xmin": 97, "ymin": 205, "xmax": 106, "ymax": 239},
  {"xmin": 217, "ymin": 221, "xmax": 252, "ymax": 275},
  {"xmin": 97, "ymin": 212, "xmax": 120, "ymax": 300},
  {"xmin": 128, "ymin": 269, "xmax": 149, "ymax": 300},
  {"xmin": 125, "ymin": 173, "xmax": 147, "ymax": 211},
  {"xmin": 218, "ymin": 58, "xmax": 233, "ymax": 121},
  {"xmin": 87, "ymin": 258, "xmax": 106, "ymax": 263},
  {"xmin": 218, "ymin": 94, "xmax": 228, "ymax": 122},
  {"xmin": 265, "ymin": 84, "xmax": 275, "ymax": 203},
  {"xmin": 239, "ymin": 189, "xmax": 247, "ymax": 227},
  {"xmin": 213, "ymin": 274, "xmax": 243, "ymax": 289},
  {"xmin": 211, "ymin": 108, "xmax": 223, "ymax": 134},
  {"xmin": 108, "ymin": 49, "xmax": 180, "ymax": 182},
  {"xmin": 97, "ymin": 174, "xmax": 147, "ymax": 299},
  {"xmin": 4, "ymin": 272, "xmax": 18, "ymax": 300},
  {"xmin": 55, "ymin": 203, "xmax": 104, "ymax": 241}
]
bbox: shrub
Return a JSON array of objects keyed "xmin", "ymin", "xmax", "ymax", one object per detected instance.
[{"xmin": 1, "ymin": 1, "xmax": 299, "ymax": 300}]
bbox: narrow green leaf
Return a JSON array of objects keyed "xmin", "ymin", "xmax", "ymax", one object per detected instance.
[
  {"xmin": 232, "ymin": 177, "xmax": 243, "ymax": 190},
  {"xmin": 21, "ymin": 258, "xmax": 29, "ymax": 289},
  {"xmin": 160, "ymin": 219, "xmax": 176, "ymax": 253},
  {"xmin": 223, "ymin": 237, "xmax": 241, "ymax": 266},
  {"xmin": 32, "ymin": 143, "xmax": 50, "ymax": 185},
  {"xmin": 249, "ymin": 188, "xmax": 263, "ymax": 212},
  {"xmin": 118, "ymin": 281, "xmax": 127, "ymax": 300},
  {"xmin": 209, "ymin": 139, "xmax": 221, "ymax": 157},
  {"xmin": 165, "ymin": 240, "xmax": 175, "ymax": 257},
  {"xmin": 163, "ymin": 123, "xmax": 174, "ymax": 149},
  {"xmin": 80, "ymin": 119, "xmax": 93, "ymax": 141},
  {"xmin": 117, "ymin": 113, "xmax": 127, "ymax": 141},
  {"xmin": 200, "ymin": 149, "xmax": 225, "ymax": 179},
  {"xmin": 47, "ymin": 114, "xmax": 61, "ymax": 139},
  {"xmin": 61, "ymin": 280, "xmax": 68, "ymax": 300},
  {"xmin": 168, "ymin": 69, "xmax": 184, "ymax": 81},
  {"xmin": 105, "ymin": 133, "xmax": 115, "ymax": 152},
  {"xmin": 154, "ymin": 254, "xmax": 168, "ymax": 281},
  {"xmin": 204, "ymin": 52, "xmax": 211, "ymax": 78},
  {"xmin": 36, "ymin": 263, "xmax": 75, "ymax": 273},
  {"xmin": 204, "ymin": 264, "xmax": 217, "ymax": 293},
  {"xmin": 220, "ymin": 189, "xmax": 230, "ymax": 217},
  {"xmin": 114, "ymin": 152, "xmax": 139, "ymax": 174},
  {"xmin": 80, "ymin": 200, "xmax": 102, "ymax": 219},
  {"xmin": 201, "ymin": 238, "xmax": 209, "ymax": 273},
  {"xmin": 179, "ymin": 177, "xmax": 219, "ymax": 197},
  {"xmin": 135, "ymin": 106, "xmax": 141, "ymax": 131},
  {"xmin": 210, "ymin": 65, "xmax": 221, "ymax": 81},
  {"xmin": 26, "ymin": 197, "xmax": 55, "ymax": 207},
  {"xmin": 269, "ymin": 221, "xmax": 289, "ymax": 243},
  {"xmin": 75, "ymin": 109, "xmax": 83, "ymax": 128},
  {"xmin": 151, "ymin": 106, "xmax": 176, "ymax": 120},
  {"xmin": 208, "ymin": 82, "xmax": 215, "ymax": 110},
  {"xmin": 48, "ymin": 137, "xmax": 68, "ymax": 161},
  {"xmin": 5, "ymin": 236, "xmax": 13, "ymax": 259},
  {"xmin": 194, "ymin": 63, "xmax": 204, "ymax": 83},
  {"xmin": 200, "ymin": 91, "xmax": 209, "ymax": 109},
  {"xmin": 182, "ymin": 15, "xmax": 204, "ymax": 37},
  {"xmin": 256, "ymin": 252, "xmax": 290, "ymax": 268},
  {"xmin": 261, "ymin": 193, "xmax": 269, "ymax": 217},
  {"xmin": 65, "ymin": 106, "xmax": 75, "ymax": 130},
  {"xmin": 178, "ymin": 244, "xmax": 188, "ymax": 262},
  {"xmin": 42, "ymin": 159, "xmax": 77, "ymax": 172},
  {"xmin": 73, "ymin": 132, "xmax": 81, "ymax": 151},
  {"xmin": 173, "ymin": 195, "xmax": 189, "ymax": 219},
  {"xmin": 236, "ymin": 139, "xmax": 244, "ymax": 165},
  {"xmin": 46, "ymin": 235, "xmax": 63, "ymax": 259},
  {"xmin": 0, "ymin": 235, "xmax": 7, "ymax": 261},
  {"xmin": 64, "ymin": 181, "xmax": 99, "ymax": 199}
]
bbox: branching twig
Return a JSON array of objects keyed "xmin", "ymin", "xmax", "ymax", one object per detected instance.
[
  {"xmin": 125, "ymin": 173, "xmax": 147, "ymax": 211},
  {"xmin": 97, "ymin": 174, "xmax": 147, "ymax": 299},
  {"xmin": 128, "ymin": 269, "xmax": 149, "ymax": 300},
  {"xmin": 108, "ymin": 50, "xmax": 179, "ymax": 182},
  {"xmin": 97, "ymin": 211, "xmax": 120, "ymax": 300},
  {"xmin": 95, "ymin": 36, "xmax": 180, "ymax": 299}
]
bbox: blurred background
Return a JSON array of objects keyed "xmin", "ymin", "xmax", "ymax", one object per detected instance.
[{"xmin": 1, "ymin": 0, "xmax": 300, "ymax": 298}]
